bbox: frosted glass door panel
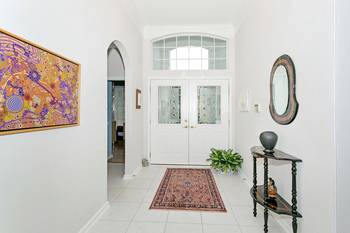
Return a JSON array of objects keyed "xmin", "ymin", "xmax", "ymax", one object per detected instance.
[
  {"xmin": 197, "ymin": 86, "xmax": 221, "ymax": 124},
  {"xmin": 158, "ymin": 86, "xmax": 181, "ymax": 124}
]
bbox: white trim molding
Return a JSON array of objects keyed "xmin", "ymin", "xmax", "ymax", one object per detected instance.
[
  {"xmin": 123, "ymin": 164, "xmax": 143, "ymax": 180},
  {"xmin": 77, "ymin": 202, "xmax": 110, "ymax": 233}
]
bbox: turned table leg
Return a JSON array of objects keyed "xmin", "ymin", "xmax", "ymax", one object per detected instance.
[
  {"xmin": 253, "ymin": 156, "xmax": 257, "ymax": 217},
  {"xmin": 264, "ymin": 208, "xmax": 269, "ymax": 233},
  {"xmin": 292, "ymin": 162, "xmax": 298, "ymax": 233},
  {"xmin": 263, "ymin": 157, "xmax": 269, "ymax": 233}
]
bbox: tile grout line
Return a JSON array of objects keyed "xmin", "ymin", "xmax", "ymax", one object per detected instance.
[
  {"xmin": 124, "ymin": 168, "xmax": 165, "ymax": 233},
  {"xmin": 104, "ymin": 165, "xmax": 154, "ymax": 232},
  {"xmin": 215, "ymin": 173, "xmax": 245, "ymax": 233},
  {"xmin": 163, "ymin": 210, "xmax": 170, "ymax": 233},
  {"xmin": 154, "ymin": 166, "xmax": 167, "ymax": 232},
  {"xmin": 200, "ymin": 212, "xmax": 204, "ymax": 233},
  {"xmin": 122, "ymin": 176, "xmax": 152, "ymax": 233},
  {"xmin": 159, "ymin": 167, "xmax": 169, "ymax": 233},
  {"xmin": 230, "ymin": 204, "xmax": 244, "ymax": 233}
]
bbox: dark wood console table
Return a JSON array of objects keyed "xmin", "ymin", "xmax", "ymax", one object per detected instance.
[{"xmin": 250, "ymin": 146, "xmax": 302, "ymax": 233}]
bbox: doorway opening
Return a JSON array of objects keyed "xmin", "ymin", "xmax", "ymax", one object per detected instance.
[
  {"xmin": 108, "ymin": 81, "xmax": 125, "ymax": 163},
  {"xmin": 107, "ymin": 42, "xmax": 126, "ymax": 168}
]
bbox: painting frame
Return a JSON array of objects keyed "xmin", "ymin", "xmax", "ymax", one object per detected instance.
[{"xmin": 0, "ymin": 28, "xmax": 81, "ymax": 136}]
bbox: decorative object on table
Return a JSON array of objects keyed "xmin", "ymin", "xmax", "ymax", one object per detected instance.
[
  {"xmin": 259, "ymin": 131, "xmax": 278, "ymax": 153},
  {"xmin": 269, "ymin": 54, "xmax": 298, "ymax": 125},
  {"xmin": 268, "ymin": 178, "xmax": 278, "ymax": 199},
  {"xmin": 150, "ymin": 168, "xmax": 226, "ymax": 212},
  {"xmin": 207, "ymin": 148, "xmax": 243, "ymax": 174},
  {"xmin": 250, "ymin": 146, "xmax": 302, "ymax": 233},
  {"xmin": 0, "ymin": 28, "xmax": 80, "ymax": 135},
  {"xmin": 136, "ymin": 89, "xmax": 141, "ymax": 109}
]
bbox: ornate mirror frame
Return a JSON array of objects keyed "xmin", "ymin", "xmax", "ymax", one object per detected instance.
[{"xmin": 269, "ymin": 54, "xmax": 299, "ymax": 125}]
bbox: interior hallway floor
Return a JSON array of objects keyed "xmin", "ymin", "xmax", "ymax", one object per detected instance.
[
  {"xmin": 89, "ymin": 163, "xmax": 285, "ymax": 233},
  {"xmin": 108, "ymin": 142, "xmax": 125, "ymax": 164}
]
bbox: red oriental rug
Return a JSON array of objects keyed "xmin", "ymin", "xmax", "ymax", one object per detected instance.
[{"xmin": 150, "ymin": 168, "xmax": 226, "ymax": 212}]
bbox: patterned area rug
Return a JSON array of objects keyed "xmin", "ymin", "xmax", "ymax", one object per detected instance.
[{"xmin": 150, "ymin": 168, "xmax": 226, "ymax": 212}]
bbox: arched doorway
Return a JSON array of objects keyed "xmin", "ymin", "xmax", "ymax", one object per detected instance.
[{"xmin": 107, "ymin": 41, "xmax": 127, "ymax": 171}]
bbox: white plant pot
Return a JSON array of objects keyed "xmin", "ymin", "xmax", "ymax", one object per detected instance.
[{"xmin": 212, "ymin": 168, "xmax": 235, "ymax": 176}]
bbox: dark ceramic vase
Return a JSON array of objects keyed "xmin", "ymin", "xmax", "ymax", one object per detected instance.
[{"xmin": 259, "ymin": 131, "xmax": 278, "ymax": 153}]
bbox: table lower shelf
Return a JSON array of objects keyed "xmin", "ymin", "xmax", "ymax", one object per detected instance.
[{"xmin": 250, "ymin": 185, "xmax": 302, "ymax": 218}]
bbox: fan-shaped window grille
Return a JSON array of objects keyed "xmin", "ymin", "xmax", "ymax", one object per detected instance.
[{"xmin": 153, "ymin": 35, "xmax": 227, "ymax": 70}]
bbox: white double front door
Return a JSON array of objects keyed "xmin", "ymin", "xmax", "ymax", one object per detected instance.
[{"xmin": 150, "ymin": 79, "xmax": 229, "ymax": 165}]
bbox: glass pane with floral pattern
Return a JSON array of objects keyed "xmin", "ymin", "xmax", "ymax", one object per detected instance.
[
  {"xmin": 158, "ymin": 86, "xmax": 181, "ymax": 124},
  {"xmin": 197, "ymin": 86, "xmax": 221, "ymax": 124}
]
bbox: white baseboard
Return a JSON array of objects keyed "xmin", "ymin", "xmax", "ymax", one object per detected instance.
[
  {"xmin": 123, "ymin": 164, "xmax": 143, "ymax": 180},
  {"xmin": 237, "ymin": 170, "xmax": 292, "ymax": 233},
  {"xmin": 123, "ymin": 174, "xmax": 134, "ymax": 180},
  {"xmin": 78, "ymin": 202, "xmax": 110, "ymax": 233}
]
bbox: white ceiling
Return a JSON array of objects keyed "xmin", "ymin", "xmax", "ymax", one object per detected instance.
[{"xmin": 123, "ymin": 0, "xmax": 257, "ymax": 28}]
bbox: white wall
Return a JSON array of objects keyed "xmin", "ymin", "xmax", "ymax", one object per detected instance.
[
  {"xmin": 335, "ymin": 0, "xmax": 350, "ymax": 232},
  {"xmin": 108, "ymin": 48, "xmax": 125, "ymax": 81},
  {"xmin": 0, "ymin": 0, "xmax": 143, "ymax": 232},
  {"xmin": 235, "ymin": 1, "xmax": 336, "ymax": 233},
  {"xmin": 142, "ymin": 25, "xmax": 236, "ymax": 161}
]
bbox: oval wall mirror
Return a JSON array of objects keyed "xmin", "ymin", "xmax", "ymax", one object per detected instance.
[{"xmin": 269, "ymin": 55, "xmax": 298, "ymax": 125}]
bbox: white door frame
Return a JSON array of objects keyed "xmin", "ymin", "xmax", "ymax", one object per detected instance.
[{"xmin": 147, "ymin": 77, "xmax": 233, "ymax": 164}]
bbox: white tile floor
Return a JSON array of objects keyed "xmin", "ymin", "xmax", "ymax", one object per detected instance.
[{"xmin": 89, "ymin": 164, "xmax": 286, "ymax": 233}]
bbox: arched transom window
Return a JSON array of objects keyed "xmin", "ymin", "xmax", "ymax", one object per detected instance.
[{"xmin": 153, "ymin": 35, "xmax": 227, "ymax": 70}]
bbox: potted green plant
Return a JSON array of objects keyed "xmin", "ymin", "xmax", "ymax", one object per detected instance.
[{"xmin": 207, "ymin": 148, "xmax": 243, "ymax": 175}]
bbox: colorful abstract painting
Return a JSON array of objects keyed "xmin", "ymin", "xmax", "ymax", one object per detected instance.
[{"xmin": 0, "ymin": 29, "xmax": 80, "ymax": 135}]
